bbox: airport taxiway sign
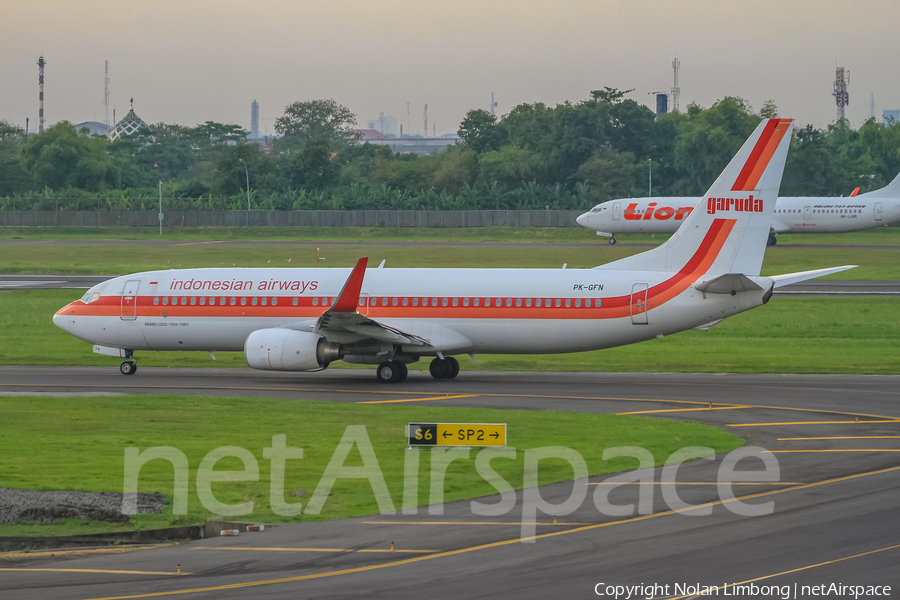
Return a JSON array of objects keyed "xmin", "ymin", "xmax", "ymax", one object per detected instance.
[{"xmin": 408, "ymin": 422, "xmax": 507, "ymax": 447}]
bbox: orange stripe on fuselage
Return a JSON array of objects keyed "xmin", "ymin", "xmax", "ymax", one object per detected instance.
[
  {"xmin": 732, "ymin": 118, "xmax": 791, "ymax": 192},
  {"xmin": 56, "ymin": 227, "xmax": 738, "ymax": 324}
]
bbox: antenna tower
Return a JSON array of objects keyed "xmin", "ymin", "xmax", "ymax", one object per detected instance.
[
  {"xmin": 407, "ymin": 102, "xmax": 410, "ymax": 135},
  {"xmin": 671, "ymin": 57, "xmax": 681, "ymax": 112},
  {"xmin": 423, "ymin": 104, "xmax": 428, "ymax": 137},
  {"xmin": 491, "ymin": 92, "xmax": 498, "ymax": 116},
  {"xmin": 869, "ymin": 93, "xmax": 875, "ymax": 120},
  {"xmin": 833, "ymin": 67, "xmax": 849, "ymax": 122},
  {"xmin": 37, "ymin": 56, "xmax": 46, "ymax": 133},
  {"xmin": 103, "ymin": 60, "xmax": 110, "ymax": 126}
]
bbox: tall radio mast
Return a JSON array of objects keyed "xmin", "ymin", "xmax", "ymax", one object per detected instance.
[
  {"xmin": 104, "ymin": 60, "xmax": 110, "ymax": 126},
  {"xmin": 671, "ymin": 57, "xmax": 681, "ymax": 113}
]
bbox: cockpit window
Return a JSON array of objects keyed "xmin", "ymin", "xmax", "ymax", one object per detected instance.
[{"xmin": 80, "ymin": 292, "xmax": 101, "ymax": 304}]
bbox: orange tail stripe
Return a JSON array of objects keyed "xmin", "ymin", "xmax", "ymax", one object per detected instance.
[{"xmin": 732, "ymin": 118, "xmax": 791, "ymax": 192}]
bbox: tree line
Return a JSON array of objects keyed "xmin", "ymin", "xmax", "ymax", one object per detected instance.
[{"xmin": 1, "ymin": 90, "xmax": 898, "ymax": 213}]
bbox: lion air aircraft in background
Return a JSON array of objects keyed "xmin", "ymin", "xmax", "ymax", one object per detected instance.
[
  {"xmin": 54, "ymin": 118, "xmax": 854, "ymax": 383},
  {"xmin": 576, "ymin": 171, "xmax": 900, "ymax": 246}
]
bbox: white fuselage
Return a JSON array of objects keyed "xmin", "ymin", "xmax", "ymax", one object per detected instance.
[
  {"xmin": 53, "ymin": 264, "xmax": 771, "ymax": 358},
  {"xmin": 577, "ymin": 195, "xmax": 900, "ymax": 236}
]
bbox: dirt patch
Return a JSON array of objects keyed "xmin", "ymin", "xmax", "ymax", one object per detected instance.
[{"xmin": 0, "ymin": 488, "xmax": 165, "ymax": 525}]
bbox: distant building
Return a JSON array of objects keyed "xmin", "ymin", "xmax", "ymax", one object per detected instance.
[
  {"xmin": 354, "ymin": 129, "xmax": 389, "ymax": 141},
  {"xmin": 250, "ymin": 100, "xmax": 260, "ymax": 139},
  {"xmin": 366, "ymin": 115, "xmax": 397, "ymax": 137},
  {"xmin": 353, "ymin": 130, "xmax": 458, "ymax": 155},
  {"xmin": 884, "ymin": 110, "xmax": 900, "ymax": 125},
  {"xmin": 109, "ymin": 101, "xmax": 148, "ymax": 141},
  {"xmin": 73, "ymin": 121, "xmax": 112, "ymax": 137}
]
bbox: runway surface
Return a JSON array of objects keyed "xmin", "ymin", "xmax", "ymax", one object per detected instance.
[
  {"xmin": 3, "ymin": 273, "xmax": 899, "ymax": 296},
  {"xmin": 1, "ymin": 367, "xmax": 899, "ymax": 599}
]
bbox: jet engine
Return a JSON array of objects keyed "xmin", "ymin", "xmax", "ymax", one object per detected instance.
[{"xmin": 244, "ymin": 329, "xmax": 341, "ymax": 371}]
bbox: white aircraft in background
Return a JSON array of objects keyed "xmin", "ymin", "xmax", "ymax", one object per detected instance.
[
  {"xmin": 54, "ymin": 118, "xmax": 854, "ymax": 383},
  {"xmin": 576, "ymin": 171, "xmax": 900, "ymax": 246}
]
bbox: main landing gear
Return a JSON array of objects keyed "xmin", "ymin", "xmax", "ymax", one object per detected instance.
[
  {"xmin": 429, "ymin": 356, "xmax": 459, "ymax": 380},
  {"xmin": 120, "ymin": 360, "xmax": 137, "ymax": 375},
  {"xmin": 375, "ymin": 356, "xmax": 460, "ymax": 383},
  {"xmin": 376, "ymin": 360, "xmax": 408, "ymax": 384},
  {"xmin": 767, "ymin": 234, "xmax": 777, "ymax": 247}
]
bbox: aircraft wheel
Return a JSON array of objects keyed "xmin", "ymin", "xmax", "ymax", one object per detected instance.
[
  {"xmin": 767, "ymin": 234, "xmax": 777, "ymax": 247},
  {"xmin": 608, "ymin": 237, "xmax": 617, "ymax": 245},
  {"xmin": 376, "ymin": 361, "xmax": 402, "ymax": 383},
  {"xmin": 447, "ymin": 357, "xmax": 460, "ymax": 379},
  {"xmin": 397, "ymin": 362, "xmax": 408, "ymax": 382},
  {"xmin": 429, "ymin": 357, "xmax": 451, "ymax": 380},
  {"xmin": 120, "ymin": 361, "xmax": 137, "ymax": 376}
]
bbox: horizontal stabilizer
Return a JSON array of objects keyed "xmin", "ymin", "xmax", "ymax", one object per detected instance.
[
  {"xmin": 771, "ymin": 265, "xmax": 857, "ymax": 288},
  {"xmin": 695, "ymin": 273, "xmax": 763, "ymax": 295}
]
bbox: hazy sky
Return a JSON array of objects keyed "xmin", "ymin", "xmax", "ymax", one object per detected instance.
[{"xmin": 2, "ymin": 0, "xmax": 898, "ymax": 136}]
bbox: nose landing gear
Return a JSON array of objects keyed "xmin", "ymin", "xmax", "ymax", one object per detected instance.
[
  {"xmin": 608, "ymin": 236, "xmax": 617, "ymax": 245},
  {"xmin": 120, "ymin": 360, "xmax": 137, "ymax": 375}
]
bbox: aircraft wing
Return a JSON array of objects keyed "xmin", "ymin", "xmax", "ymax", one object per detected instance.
[{"xmin": 312, "ymin": 257, "xmax": 430, "ymax": 346}]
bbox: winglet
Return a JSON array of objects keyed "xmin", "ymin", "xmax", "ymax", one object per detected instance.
[{"xmin": 329, "ymin": 257, "xmax": 368, "ymax": 313}]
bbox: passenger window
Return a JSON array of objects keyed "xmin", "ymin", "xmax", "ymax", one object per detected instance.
[
  {"xmin": 412, "ymin": 298, "xmax": 418, "ymax": 306},
  {"xmin": 230, "ymin": 297, "xmax": 236, "ymax": 305},
  {"xmin": 474, "ymin": 298, "xmax": 480, "ymax": 307},
  {"xmin": 575, "ymin": 299, "xmax": 581, "ymax": 307},
  {"xmin": 272, "ymin": 297, "xmax": 277, "ymax": 306},
  {"xmin": 535, "ymin": 299, "xmax": 542, "ymax": 307},
  {"xmin": 313, "ymin": 297, "xmax": 319, "ymax": 306},
  {"xmin": 382, "ymin": 297, "xmax": 388, "ymax": 307},
  {"xmin": 484, "ymin": 298, "xmax": 491, "ymax": 307},
  {"xmin": 565, "ymin": 299, "xmax": 571, "ymax": 307},
  {"xmin": 293, "ymin": 298, "xmax": 298, "ymax": 306},
  {"xmin": 452, "ymin": 298, "xmax": 458, "ymax": 306},
  {"xmin": 241, "ymin": 297, "xmax": 247, "ymax": 306},
  {"xmin": 516, "ymin": 298, "xmax": 522, "ymax": 307},
  {"xmin": 442, "ymin": 298, "xmax": 448, "ymax": 307},
  {"xmin": 162, "ymin": 297, "xmax": 168, "ymax": 305},
  {"xmin": 153, "ymin": 297, "xmax": 159, "ymax": 305},
  {"xmin": 463, "ymin": 298, "xmax": 469, "ymax": 307},
  {"xmin": 181, "ymin": 297, "xmax": 187, "ymax": 305},
  {"xmin": 392, "ymin": 297, "xmax": 398, "ymax": 306},
  {"xmin": 252, "ymin": 297, "xmax": 258, "ymax": 306},
  {"xmin": 190, "ymin": 297, "xmax": 196, "ymax": 305},
  {"xmin": 199, "ymin": 297, "xmax": 205, "ymax": 306},
  {"xmin": 403, "ymin": 298, "xmax": 409, "ymax": 306},
  {"xmin": 261, "ymin": 297, "xmax": 267, "ymax": 306},
  {"xmin": 431, "ymin": 298, "xmax": 438, "ymax": 307},
  {"xmin": 219, "ymin": 297, "xmax": 225, "ymax": 306},
  {"xmin": 525, "ymin": 299, "xmax": 532, "ymax": 307},
  {"xmin": 555, "ymin": 299, "xmax": 561, "ymax": 307}
]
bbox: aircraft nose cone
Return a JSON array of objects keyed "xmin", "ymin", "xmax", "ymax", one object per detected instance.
[
  {"xmin": 53, "ymin": 308, "xmax": 69, "ymax": 332},
  {"xmin": 576, "ymin": 212, "xmax": 589, "ymax": 227}
]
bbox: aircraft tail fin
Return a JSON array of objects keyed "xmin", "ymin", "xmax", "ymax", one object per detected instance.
[
  {"xmin": 865, "ymin": 171, "xmax": 900, "ymax": 199},
  {"xmin": 595, "ymin": 118, "xmax": 793, "ymax": 278}
]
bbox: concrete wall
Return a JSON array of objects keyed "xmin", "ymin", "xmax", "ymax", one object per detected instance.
[{"xmin": 0, "ymin": 210, "xmax": 583, "ymax": 228}]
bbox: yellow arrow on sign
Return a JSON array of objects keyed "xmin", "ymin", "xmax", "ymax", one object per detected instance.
[{"xmin": 436, "ymin": 423, "xmax": 506, "ymax": 446}]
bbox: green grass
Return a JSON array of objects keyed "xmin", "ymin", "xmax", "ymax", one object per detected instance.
[
  {"xmin": 0, "ymin": 226, "xmax": 603, "ymax": 243},
  {"xmin": 0, "ymin": 395, "xmax": 744, "ymax": 536},
  {"xmin": 1, "ymin": 240, "xmax": 899, "ymax": 279},
  {"xmin": 3, "ymin": 290, "xmax": 898, "ymax": 374}
]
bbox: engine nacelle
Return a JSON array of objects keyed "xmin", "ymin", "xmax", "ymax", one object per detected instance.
[{"xmin": 244, "ymin": 329, "xmax": 336, "ymax": 371}]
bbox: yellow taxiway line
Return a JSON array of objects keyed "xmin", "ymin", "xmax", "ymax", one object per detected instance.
[
  {"xmin": 729, "ymin": 419, "xmax": 900, "ymax": 427},
  {"xmin": 357, "ymin": 394, "xmax": 480, "ymax": 405},
  {"xmin": 617, "ymin": 405, "xmax": 750, "ymax": 415},
  {"xmin": 194, "ymin": 547, "xmax": 436, "ymax": 554},
  {"xmin": 778, "ymin": 436, "xmax": 900, "ymax": 440},
  {"xmin": 0, "ymin": 568, "xmax": 188, "ymax": 576},
  {"xmin": 587, "ymin": 481, "xmax": 804, "ymax": 486}
]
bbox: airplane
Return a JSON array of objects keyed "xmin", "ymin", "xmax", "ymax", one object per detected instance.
[
  {"xmin": 53, "ymin": 118, "xmax": 854, "ymax": 383},
  {"xmin": 576, "ymin": 171, "xmax": 900, "ymax": 246}
]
